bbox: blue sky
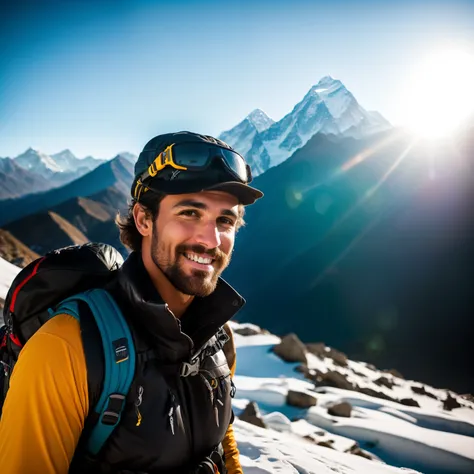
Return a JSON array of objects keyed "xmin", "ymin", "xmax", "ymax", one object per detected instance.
[{"xmin": 1, "ymin": 0, "xmax": 473, "ymax": 158}]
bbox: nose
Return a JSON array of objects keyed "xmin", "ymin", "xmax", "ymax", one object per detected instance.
[{"xmin": 196, "ymin": 221, "xmax": 221, "ymax": 249}]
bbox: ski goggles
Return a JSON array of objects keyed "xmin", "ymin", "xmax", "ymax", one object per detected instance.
[{"xmin": 135, "ymin": 142, "xmax": 252, "ymax": 189}]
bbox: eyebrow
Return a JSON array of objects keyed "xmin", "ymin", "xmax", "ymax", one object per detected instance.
[{"xmin": 173, "ymin": 199, "xmax": 238, "ymax": 220}]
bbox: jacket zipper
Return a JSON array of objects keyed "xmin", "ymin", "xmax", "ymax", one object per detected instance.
[{"xmin": 176, "ymin": 375, "xmax": 193, "ymax": 455}]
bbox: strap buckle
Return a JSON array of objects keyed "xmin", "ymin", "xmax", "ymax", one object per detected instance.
[
  {"xmin": 101, "ymin": 393, "xmax": 126, "ymax": 426},
  {"xmin": 180, "ymin": 358, "xmax": 200, "ymax": 377}
]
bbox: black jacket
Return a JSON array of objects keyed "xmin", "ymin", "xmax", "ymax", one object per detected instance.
[{"xmin": 73, "ymin": 252, "xmax": 245, "ymax": 473}]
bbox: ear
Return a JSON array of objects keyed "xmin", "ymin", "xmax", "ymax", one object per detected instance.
[{"xmin": 133, "ymin": 202, "xmax": 153, "ymax": 237}]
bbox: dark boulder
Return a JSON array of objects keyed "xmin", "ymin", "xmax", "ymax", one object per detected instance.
[
  {"xmin": 411, "ymin": 385, "xmax": 438, "ymax": 400},
  {"xmin": 239, "ymin": 402, "xmax": 267, "ymax": 428},
  {"xmin": 306, "ymin": 342, "xmax": 348, "ymax": 367},
  {"xmin": 383, "ymin": 368, "xmax": 404, "ymax": 379},
  {"xmin": 287, "ymin": 390, "xmax": 317, "ymax": 408},
  {"xmin": 358, "ymin": 387, "xmax": 397, "ymax": 403},
  {"xmin": 443, "ymin": 393, "xmax": 462, "ymax": 411},
  {"xmin": 374, "ymin": 376, "xmax": 395, "ymax": 389},
  {"xmin": 273, "ymin": 333, "xmax": 307, "ymax": 363},
  {"xmin": 399, "ymin": 398, "xmax": 420, "ymax": 407},
  {"xmin": 233, "ymin": 325, "xmax": 262, "ymax": 336},
  {"xmin": 314, "ymin": 371, "xmax": 354, "ymax": 390},
  {"xmin": 327, "ymin": 401, "xmax": 352, "ymax": 417}
]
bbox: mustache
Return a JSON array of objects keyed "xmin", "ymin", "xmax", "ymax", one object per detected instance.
[{"xmin": 176, "ymin": 244, "xmax": 227, "ymax": 263}]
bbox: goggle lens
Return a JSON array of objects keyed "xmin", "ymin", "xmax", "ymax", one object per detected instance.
[{"xmin": 171, "ymin": 142, "xmax": 248, "ymax": 183}]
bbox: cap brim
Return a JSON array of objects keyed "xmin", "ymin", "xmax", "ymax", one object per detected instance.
[
  {"xmin": 203, "ymin": 182, "xmax": 263, "ymax": 205},
  {"xmin": 144, "ymin": 179, "xmax": 263, "ymax": 205}
]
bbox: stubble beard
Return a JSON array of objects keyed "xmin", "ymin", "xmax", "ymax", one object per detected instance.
[{"xmin": 150, "ymin": 228, "xmax": 231, "ymax": 297}]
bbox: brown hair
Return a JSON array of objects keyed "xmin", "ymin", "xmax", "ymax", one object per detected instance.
[{"xmin": 116, "ymin": 192, "xmax": 246, "ymax": 252}]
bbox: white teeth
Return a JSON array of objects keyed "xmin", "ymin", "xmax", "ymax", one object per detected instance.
[{"xmin": 185, "ymin": 253, "xmax": 212, "ymax": 265}]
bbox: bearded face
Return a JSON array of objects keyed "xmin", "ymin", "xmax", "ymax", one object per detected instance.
[{"xmin": 149, "ymin": 191, "xmax": 238, "ymax": 297}]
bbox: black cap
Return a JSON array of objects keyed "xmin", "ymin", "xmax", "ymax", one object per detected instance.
[{"xmin": 132, "ymin": 131, "xmax": 263, "ymax": 206}]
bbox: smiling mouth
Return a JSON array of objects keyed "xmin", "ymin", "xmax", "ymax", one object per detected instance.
[{"xmin": 183, "ymin": 252, "xmax": 214, "ymax": 266}]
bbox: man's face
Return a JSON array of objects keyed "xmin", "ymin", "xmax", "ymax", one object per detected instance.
[{"xmin": 149, "ymin": 191, "xmax": 240, "ymax": 297}]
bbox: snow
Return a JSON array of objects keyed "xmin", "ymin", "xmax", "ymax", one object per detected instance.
[
  {"xmin": 233, "ymin": 419, "xmax": 419, "ymax": 474},
  {"xmin": 247, "ymin": 109, "xmax": 275, "ymax": 133},
  {"xmin": 230, "ymin": 321, "xmax": 474, "ymax": 474}
]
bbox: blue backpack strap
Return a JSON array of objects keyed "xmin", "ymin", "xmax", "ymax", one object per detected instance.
[{"xmin": 52, "ymin": 288, "xmax": 136, "ymax": 456}]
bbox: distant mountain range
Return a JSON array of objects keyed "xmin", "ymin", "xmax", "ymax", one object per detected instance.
[
  {"xmin": 0, "ymin": 148, "xmax": 137, "ymax": 200},
  {"xmin": 0, "ymin": 155, "xmax": 133, "ymax": 260},
  {"xmin": 224, "ymin": 126, "xmax": 474, "ymax": 393},
  {"xmin": 0, "ymin": 155, "xmax": 133, "ymax": 226},
  {"xmin": 219, "ymin": 76, "xmax": 391, "ymax": 176}
]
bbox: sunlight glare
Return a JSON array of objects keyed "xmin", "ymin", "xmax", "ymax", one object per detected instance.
[{"xmin": 400, "ymin": 49, "xmax": 474, "ymax": 138}]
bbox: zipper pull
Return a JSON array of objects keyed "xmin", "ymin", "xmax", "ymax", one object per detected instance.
[
  {"xmin": 168, "ymin": 389, "xmax": 176, "ymax": 435},
  {"xmin": 135, "ymin": 385, "xmax": 144, "ymax": 427},
  {"xmin": 169, "ymin": 405, "xmax": 175, "ymax": 435}
]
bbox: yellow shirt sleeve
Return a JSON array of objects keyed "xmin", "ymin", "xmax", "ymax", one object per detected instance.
[
  {"xmin": 0, "ymin": 314, "xmax": 242, "ymax": 474},
  {"xmin": 0, "ymin": 314, "xmax": 89, "ymax": 474},
  {"xmin": 221, "ymin": 330, "xmax": 243, "ymax": 474}
]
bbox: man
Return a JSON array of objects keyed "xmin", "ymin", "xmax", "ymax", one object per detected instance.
[{"xmin": 0, "ymin": 131, "xmax": 263, "ymax": 473}]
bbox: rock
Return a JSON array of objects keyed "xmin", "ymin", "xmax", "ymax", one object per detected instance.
[
  {"xmin": 233, "ymin": 325, "xmax": 262, "ymax": 336},
  {"xmin": 346, "ymin": 443, "xmax": 377, "ymax": 460},
  {"xmin": 399, "ymin": 398, "xmax": 420, "ymax": 407},
  {"xmin": 315, "ymin": 371, "xmax": 354, "ymax": 390},
  {"xmin": 295, "ymin": 364, "xmax": 310, "ymax": 376},
  {"xmin": 443, "ymin": 393, "xmax": 462, "ymax": 411},
  {"xmin": 351, "ymin": 369, "xmax": 367, "ymax": 378},
  {"xmin": 302, "ymin": 368, "xmax": 325, "ymax": 384},
  {"xmin": 327, "ymin": 348, "xmax": 348, "ymax": 367},
  {"xmin": 411, "ymin": 385, "xmax": 438, "ymax": 399},
  {"xmin": 383, "ymin": 368, "xmax": 404, "ymax": 379},
  {"xmin": 306, "ymin": 342, "xmax": 348, "ymax": 367},
  {"xmin": 316, "ymin": 440, "xmax": 335, "ymax": 449},
  {"xmin": 327, "ymin": 401, "xmax": 352, "ymax": 417},
  {"xmin": 306, "ymin": 342, "xmax": 327, "ymax": 358},
  {"xmin": 287, "ymin": 390, "xmax": 317, "ymax": 408},
  {"xmin": 366, "ymin": 363, "xmax": 377, "ymax": 371},
  {"xmin": 358, "ymin": 387, "xmax": 397, "ymax": 403},
  {"xmin": 239, "ymin": 402, "xmax": 267, "ymax": 428},
  {"xmin": 374, "ymin": 376, "xmax": 395, "ymax": 389},
  {"xmin": 273, "ymin": 333, "xmax": 307, "ymax": 363}
]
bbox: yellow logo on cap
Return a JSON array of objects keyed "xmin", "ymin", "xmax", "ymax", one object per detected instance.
[{"xmin": 148, "ymin": 144, "xmax": 187, "ymax": 177}]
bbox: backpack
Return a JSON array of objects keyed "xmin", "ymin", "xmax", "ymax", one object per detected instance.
[
  {"xmin": 0, "ymin": 242, "xmax": 135, "ymax": 456},
  {"xmin": 0, "ymin": 242, "xmax": 235, "ymax": 465}
]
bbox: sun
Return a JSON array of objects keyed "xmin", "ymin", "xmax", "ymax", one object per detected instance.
[{"xmin": 400, "ymin": 48, "xmax": 474, "ymax": 139}]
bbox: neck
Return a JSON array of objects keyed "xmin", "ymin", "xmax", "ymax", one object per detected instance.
[{"xmin": 141, "ymin": 249, "xmax": 194, "ymax": 319}]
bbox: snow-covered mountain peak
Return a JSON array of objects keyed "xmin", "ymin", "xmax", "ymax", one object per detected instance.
[
  {"xmin": 52, "ymin": 149, "xmax": 75, "ymax": 160},
  {"xmin": 220, "ymin": 75, "xmax": 391, "ymax": 176},
  {"xmin": 15, "ymin": 148, "xmax": 63, "ymax": 174},
  {"xmin": 315, "ymin": 75, "xmax": 342, "ymax": 88},
  {"xmin": 310, "ymin": 79, "xmax": 344, "ymax": 96},
  {"xmin": 51, "ymin": 149, "xmax": 78, "ymax": 170},
  {"xmin": 247, "ymin": 109, "xmax": 275, "ymax": 133}
]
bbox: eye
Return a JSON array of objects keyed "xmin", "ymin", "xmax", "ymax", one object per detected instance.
[
  {"xmin": 218, "ymin": 216, "xmax": 236, "ymax": 228},
  {"xmin": 179, "ymin": 209, "xmax": 200, "ymax": 218}
]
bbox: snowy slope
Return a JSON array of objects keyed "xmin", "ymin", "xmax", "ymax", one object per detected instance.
[
  {"xmin": 230, "ymin": 322, "xmax": 474, "ymax": 474},
  {"xmin": 220, "ymin": 109, "xmax": 275, "ymax": 175}
]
